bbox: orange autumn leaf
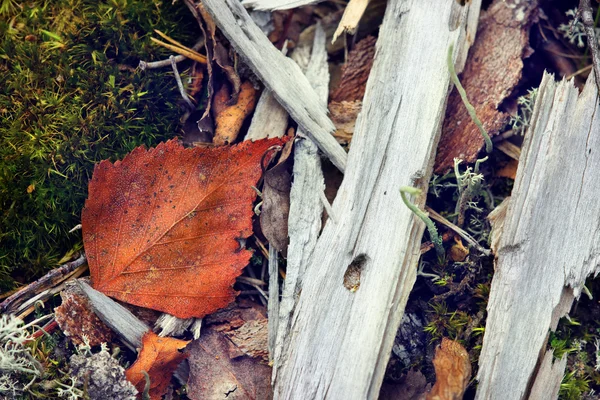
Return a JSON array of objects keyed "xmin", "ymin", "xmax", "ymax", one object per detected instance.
[
  {"xmin": 125, "ymin": 331, "xmax": 190, "ymax": 400},
  {"xmin": 82, "ymin": 138, "xmax": 284, "ymax": 318},
  {"xmin": 213, "ymin": 81, "xmax": 258, "ymax": 146}
]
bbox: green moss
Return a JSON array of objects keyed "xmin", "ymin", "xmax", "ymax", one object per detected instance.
[{"xmin": 0, "ymin": 0, "xmax": 199, "ymax": 290}]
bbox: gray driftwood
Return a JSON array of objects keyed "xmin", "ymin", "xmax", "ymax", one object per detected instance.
[
  {"xmin": 476, "ymin": 72, "xmax": 600, "ymax": 399},
  {"xmin": 272, "ymin": 22, "xmax": 327, "ymax": 383},
  {"xmin": 245, "ymin": 89, "xmax": 289, "ymax": 141},
  {"xmin": 200, "ymin": 0, "xmax": 347, "ymax": 172},
  {"xmin": 76, "ymin": 280, "xmax": 149, "ymax": 351},
  {"xmin": 274, "ymin": 1, "xmax": 481, "ymax": 398},
  {"xmin": 242, "ymin": 0, "xmax": 323, "ymax": 11}
]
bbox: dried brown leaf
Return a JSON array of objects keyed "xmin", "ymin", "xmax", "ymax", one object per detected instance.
[
  {"xmin": 426, "ymin": 338, "xmax": 471, "ymax": 400},
  {"xmin": 125, "ymin": 331, "xmax": 190, "ymax": 400}
]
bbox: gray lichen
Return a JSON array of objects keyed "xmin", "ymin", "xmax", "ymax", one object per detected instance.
[{"xmin": 68, "ymin": 344, "xmax": 137, "ymax": 400}]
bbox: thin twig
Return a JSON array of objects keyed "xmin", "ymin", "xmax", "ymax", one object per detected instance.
[
  {"xmin": 425, "ymin": 206, "xmax": 491, "ymax": 256},
  {"xmin": 139, "ymin": 38, "xmax": 205, "ymax": 70},
  {"xmin": 578, "ymin": 0, "xmax": 600, "ymax": 93},
  {"xmin": 170, "ymin": 56, "xmax": 196, "ymax": 110},
  {"xmin": 0, "ymin": 253, "xmax": 87, "ymax": 314}
]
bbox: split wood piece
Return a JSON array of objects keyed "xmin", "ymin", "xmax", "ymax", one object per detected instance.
[
  {"xmin": 528, "ymin": 350, "xmax": 566, "ymax": 400},
  {"xmin": 245, "ymin": 46, "xmax": 289, "ymax": 142},
  {"xmin": 200, "ymin": 0, "xmax": 348, "ymax": 172},
  {"xmin": 242, "ymin": 0, "xmax": 322, "ymax": 11},
  {"xmin": 268, "ymin": 244, "xmax": 279, "ymax": 360},
  {"xmin": 332, "ymin": 0, "xmax": 370, "ymax": 43},
  {"xmin": 476, "ymin": 71, "xmax": 600, "ymax": 399},
  {"xmin": 77, "ymin": 280, "xmax": 149, "ymax": 351},
  {"xmin": 273, "ymin": 22, "xmax": 327, "ymax": 384},
  {"xmin": 245, "ymin": 90, "xmax": 289, "ymax": 141},
  {"xmin": 274, "ymin": 1, "xmax": 481, "ymax": 398}
]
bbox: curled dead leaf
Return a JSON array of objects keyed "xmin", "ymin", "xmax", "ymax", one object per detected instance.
[
  {"xmin": 426, "ymin": 338, "xmax": 471, "ymax": 400},
  {"xmin": 448, "ymin": 236, "xmax": 469, "ymax": 263},
  {"xmin": 214, "ymin": 81, "xmax": 259, "ymax": 146},
  {"xmin": 125, "ymin": 331, "xmax": 190, "ymax": 400}
]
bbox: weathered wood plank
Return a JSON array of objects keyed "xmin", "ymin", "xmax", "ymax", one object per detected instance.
[
  {"xmin": 200, "ymin": 0, "xmax": 348, "ymax": 172},
  {"xmin": 77, "ymin": 280, "xmax": 149, "ymax": 351},
  {"xmin": 242, "ymin": 0, "xmax": 323, "ymax": 11},
  {"xmin": 274, "ymin": 1, "xmax": 481, "ymax": 398},
  {"xmin": 272, "ymin": 22, "xmax": 327, "ymax": 383},
  {"xmin": 476, "ymin": 72, "xmax": 600, "ymax": 399},
  {"xmin": 245, "ymin": 89, "xmax": 289, "ymax": 141}
]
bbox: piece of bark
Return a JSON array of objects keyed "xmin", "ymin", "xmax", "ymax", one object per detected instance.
[
  {"xmin": 329, "ymin": 100, "xmax": 361, "ymax": 145},
  {"xmin": 274, "ymin": 1, "xmax": 481, "ymax": 398},
  {"xmin": 200, "ymin": 0, "xmax": 348, "ymax": 172},
  {"xmin": 187, "ymin": 327, "xmax": 272, "ymax": 400},
  {"xmin": 224, "ymin": 314, "xmax": 269, "ymax": 362},
  {"xmin": 332, "ymin": 0, "xmax": 370, "ymax": 43},
  {"xmin": 434, "ymin": 0, "xmax": 539, "ymax": 173},
  {"xmin": 330, "ymin": 35, "xmax": 376, "ymax": 103},
  {"xmin": 476, "ymin": 72, "xmax": 600, "ymax": 399},
  {"xmin": 426, "ymin": 338, "xmax": 471, "ymax": 400},
  {"xmin": 272, "ymin": 22, "xmax": 327, "ymax": 384},
  {"xmin": 54, "ymin": 282, "xmax": 114, "ymax": 346},
  {"xmin": 267, "ymin": 244, "xmax": 279, "ymax": 361}
]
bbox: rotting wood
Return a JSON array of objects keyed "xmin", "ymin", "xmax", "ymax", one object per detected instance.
[
  {"xmin": 476, "ymin": 72, "xmax": 600, "ymax": 400},
  {"xmin": 273, "ymin": 22, "xmax": 327, "ymax": 384},
  {"xmin": 200, "ymin": 0, "xmax": 348, "ymax": 172},
  {"xmin": 434, "ymin": 0, "xmax": 539, "ymax": 173},
  {"xmin": 274, "ymin": 1, "xmax": 481, "ymax": 398}
]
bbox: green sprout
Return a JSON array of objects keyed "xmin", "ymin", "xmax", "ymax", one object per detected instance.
[
  {"xmin": 447, "ymin": 43, "xmax": 492, "ymax": 153},
  {"xmin": 400, "ymin": 186, "xmax": 444, "ymax": 263}
]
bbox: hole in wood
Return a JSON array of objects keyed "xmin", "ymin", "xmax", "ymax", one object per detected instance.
[{"xmin": 343, "ymin": 254, "xmax": 369, "ymax": 292}]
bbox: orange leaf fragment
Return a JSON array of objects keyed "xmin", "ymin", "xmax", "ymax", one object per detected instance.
[
  {"xmin": 125, "ymin": 331, "xmax": 190, "ymax": 400},
  {"xmin": 82, "ymin": 138, "xmax": 284, "ymax": 318},
  {"xmin": 213, "ymin": 81, "xmax": 259, "ymax": 146},
  {"xmin": 426, "ymin": 338, "xmax": 471, "ymax": 400}
]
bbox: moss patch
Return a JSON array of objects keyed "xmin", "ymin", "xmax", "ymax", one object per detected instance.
[{"xmin": 0, "ymin": 0, "xmax": 199, "ymax": 290}]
